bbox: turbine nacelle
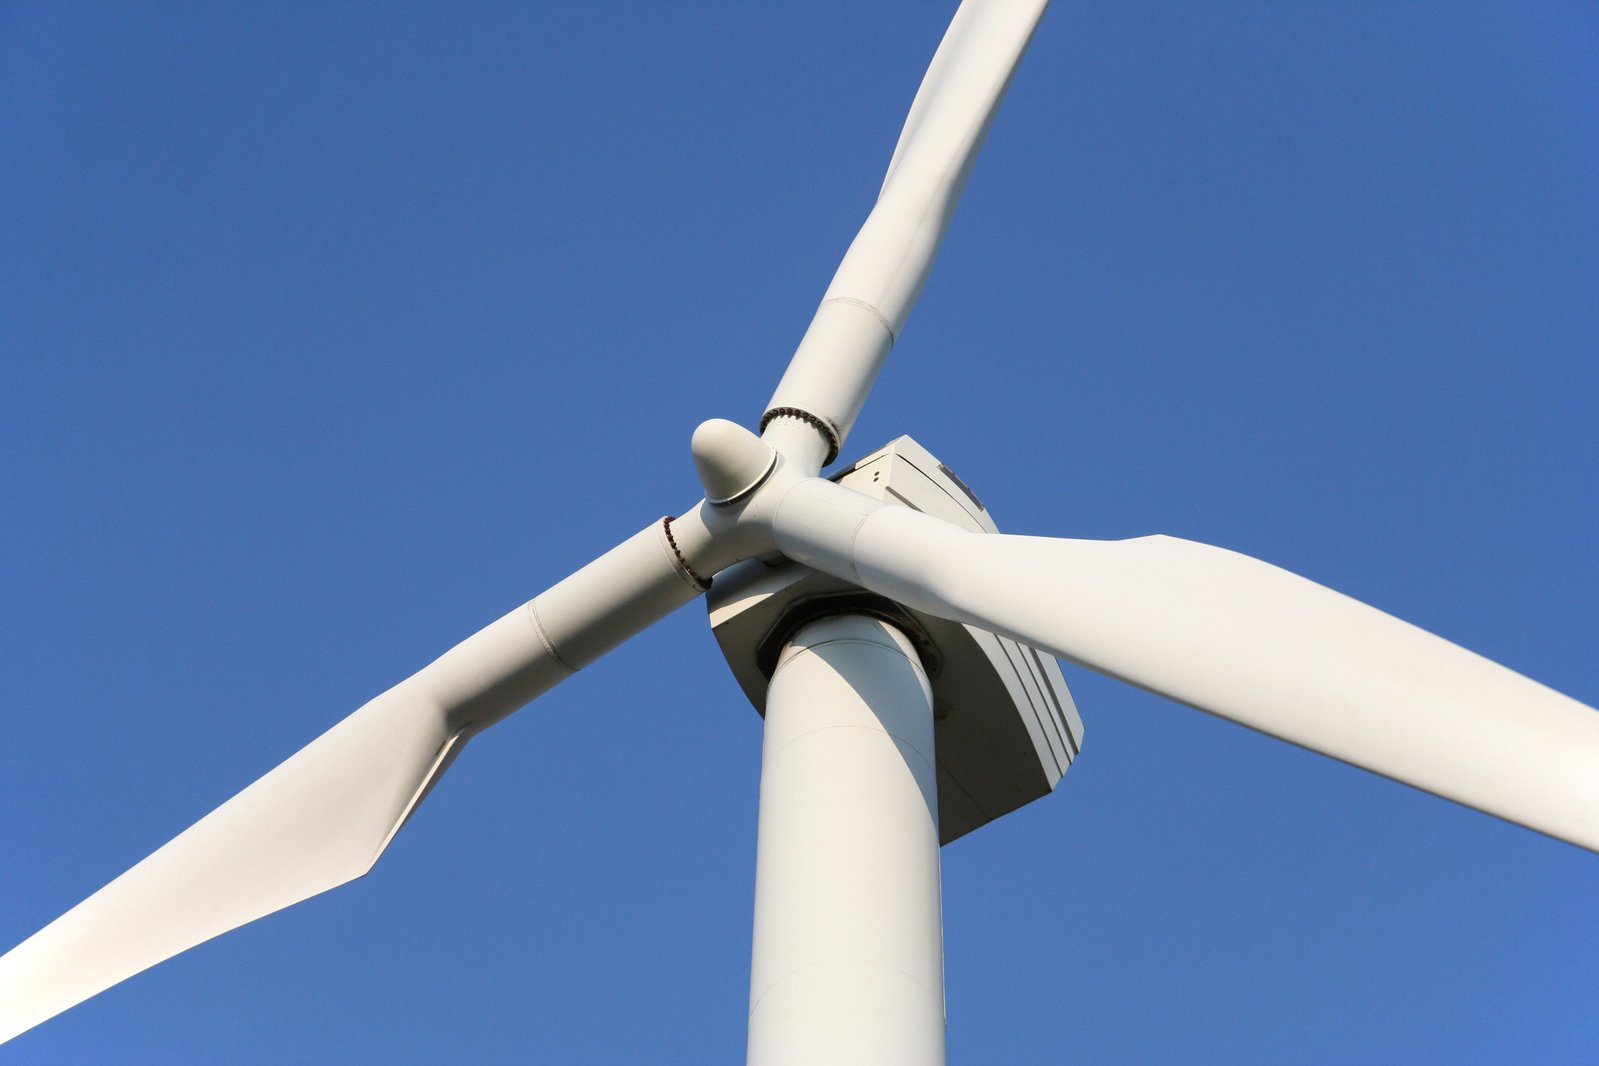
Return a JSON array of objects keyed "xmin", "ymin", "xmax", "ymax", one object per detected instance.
[{"xmin": 707, "ymin": 434, "xmax": 1084, "ymax": 843}]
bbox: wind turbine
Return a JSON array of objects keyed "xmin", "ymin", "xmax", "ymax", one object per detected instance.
[{"xmin": 3, "ymin": 1, "xmax": 1597, "ymax": 1061}]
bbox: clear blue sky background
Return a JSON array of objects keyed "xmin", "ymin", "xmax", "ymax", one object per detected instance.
[{"xmin": 3, "ymin": 3, "xmax": 1596, "ymax": 1062}]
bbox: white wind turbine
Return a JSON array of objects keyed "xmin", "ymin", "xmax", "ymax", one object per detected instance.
[{"xmin": 3, "ymin": 4, "xmax": 1599, "ymax": 1061}]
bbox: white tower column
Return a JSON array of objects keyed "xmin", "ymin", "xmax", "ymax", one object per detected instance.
[{"xmin": 747, "ymin": 614, "xmax": 945, "ymax": 1066}]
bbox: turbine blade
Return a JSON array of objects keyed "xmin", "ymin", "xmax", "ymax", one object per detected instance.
[
  {"xmin": 763, "ymin": 0, "xmax": 1050, "ymax": 459},
  {"xmin": 774, "ymin": 482, "xmax": 1599, "ymax": 851},
  {"xmin": 0, "ymin": 520, "xmax": 707, "ymax": 1045}
]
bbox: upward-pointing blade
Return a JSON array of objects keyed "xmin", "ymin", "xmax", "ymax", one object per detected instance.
[
  {"xmin": 763, "ymin": 0, "xmax": 1051, "ymax": 456},
  {"xmin": 0, "ymin": 520, "xmax": 708, "ymax": 1045},
  {"xmin": 830, "ymin": 0, "xmax": 1048, "ymax": 337},
  {"xmin": 773, "ymin": 482, "xmax": 1599, "ymax": 852}
]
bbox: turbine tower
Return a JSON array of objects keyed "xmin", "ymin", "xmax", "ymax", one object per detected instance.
[{"xmin": 3, "ymin": 2, "xmax": 1595, "ymax": 1060}]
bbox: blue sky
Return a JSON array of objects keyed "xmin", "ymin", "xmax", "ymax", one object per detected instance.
[{"xmin": 3, "ymin": 2, "xmax": 1596, "ymax": 1062}]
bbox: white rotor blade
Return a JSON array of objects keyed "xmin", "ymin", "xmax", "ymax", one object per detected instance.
[
  {"xmin": 763, "ymin": 0, "xmax": 1049, "ymax": 457},
  {"xmin": 0, "ymin": 520, "xmax": 707, "ymax": 1045},
  {"xmin": 774, "ymin": 481, "xmax": 1599, "ymax": 851}
]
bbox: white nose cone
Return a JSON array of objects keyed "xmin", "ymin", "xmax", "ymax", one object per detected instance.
[{"xmin": 692, "ymin": 419, "xmax": 777, "ymax": 505}]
